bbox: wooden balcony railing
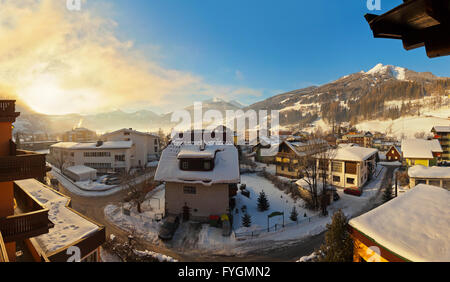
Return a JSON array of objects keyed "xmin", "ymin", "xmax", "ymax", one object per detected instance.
[
  {"xmin": 0, "ymin": 100, "xmax": 20, "ymax": 122},
  {"xmin": 0, "ymin": 150, "xmax": 48, "ymax": 182},
  {"xmin": 0, "ymin": 232, "xmax": 8, "ymax": 262},
  {"xmin": 0, "ymin": 183, "xmax": 53, "ymax": 243}
]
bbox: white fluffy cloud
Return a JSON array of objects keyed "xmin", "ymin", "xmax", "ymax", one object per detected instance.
[{"xmin": 0, "ymin": 0, "xmax": 261, "ymax": 114}]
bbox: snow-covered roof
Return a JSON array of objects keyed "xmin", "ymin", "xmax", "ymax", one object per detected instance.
[
  {"xmin": 15, "ymin": 179, "xmax": 102, "ymax": 254},
  {"xmin": 155, "ymin": 144, "xmax": 240, "ymax": 185},
  {"xmin": 432, "ymin": 126, "xmax": 450, "ymax": 133},
  {"xmin": 349, "ymin": 184, "xmax": 450, "ymax": 262},
  {"xmin": 408, "ymin": 165, "xmax": 450, "ymax": 179},
  {"xmin": 401, "ymin": 139, "xmax": 442, "ymax": 159},
  {"xmin": 328, "ymin": 145, "xmax": 378, "ymax": 162},
  {"xmin": 51, "ymin": 141, "xmax": 133, "ymax": 150},
  {"xmin": 65, "ymin": 165, "xmax": 97, "ymax": 175}
]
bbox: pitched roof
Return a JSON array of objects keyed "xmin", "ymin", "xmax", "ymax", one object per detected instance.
[
  {"xmin": 401, "ymin": 139, "xmax": 442, "ymax": 159},
  {"xmin": 329, "ymin": 145, "xmax": 378, "ymax": 162},
  {"xmin": 432, "ymin": 126, "xmax": 450, "ymax": 133},
  {"xmin": 155, "ymin": 144, "xmax": 239, "ymax": 185},
  {"xmin": 349, "ymin": 184, "xmax": 450, "ymax": 262}
]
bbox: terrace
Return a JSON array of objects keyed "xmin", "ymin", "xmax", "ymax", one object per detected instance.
[{"xmin": 0, "ymin": 182, "xmax": 54, "ymax": 243}]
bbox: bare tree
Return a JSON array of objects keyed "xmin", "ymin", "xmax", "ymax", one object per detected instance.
[
  {"xmin": 48, "ymin": 149, "xmax": 70, "ymax": 171},
  {"xmin": 297, "ymin": 134, "xmax": 332, "ymax": 211},
  {"xmin": 120, "ymin": 171, "xmax": 149, "ymax": 213}
]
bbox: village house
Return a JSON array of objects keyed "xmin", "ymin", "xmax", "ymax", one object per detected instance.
[
  {"xmin": 275, "ymin": 139, "xmax": 328, "ymax": 179},
  {"xmin": 155, "ymin": 142, "xmax": 240, "ymax": 222},
  {"xmin": 349, "ymin": 184, "xmax": 449, "ymax": 262},
  {"xmin": 340, "ymin": 132, "xmax": 374, "ymax": 148},
  {"xmin": 401, "ymin": 139, "xmax": 443, "ymax": 167},
  {"xmin": 408, "ymin": 165, "xmax": 450, "ymax": 190},
  {"xmin": 61, "ymin": 127, "xmax": 97, "ymax": 143},
  {"xmin": 252, "ymin": 136, "xmax": 281, "ymax": 164},
  {"xmin": 385, "ymin": 145, "xmax": 402, "ymax": 162},
  {"xmin": 319, "ymin": 144, "xmax": 378, "ymax": 190},
  {"xmin": 101, "ymin": 128, "xmax": 161, "ymax": 167},
  {"xmin": 49, "ymin": 141, "xmax": 133, "ymax": 174},
  {"xmin": 431, "ymin": 126, "xmax": 450, "ymax": 161},
  {"xmin": 0, "ymin": 100, "xmax": 105, "ymax": 262}
]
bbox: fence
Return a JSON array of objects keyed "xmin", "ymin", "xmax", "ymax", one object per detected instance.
[{"xmin": 234, "ymin": 214, "xmax": 321, "ymax": 240}]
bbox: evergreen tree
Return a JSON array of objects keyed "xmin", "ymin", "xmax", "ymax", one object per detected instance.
[
  {"xmin": 317, "ymin": 210, "xmax": 353, "ymax": 262},
  {"xmin": 242, "ymin": 213, "xmax": 251, "ymax": 228},
  {"xmin": 257, "ymin": 190, "xmax": 270, "ymax": 212},
  {"xmin": 290, "ymin": 206, "xmax": 298, "ymax": 222}
]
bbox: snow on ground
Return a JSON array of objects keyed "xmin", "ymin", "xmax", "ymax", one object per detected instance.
[
  {"xmin": 49, "ymin": 165, "xmax": 154, "ymax": 197},
  {"xmin": 233, "ymin": 174, "xmax": 314, "ymax": 233},
  {"xmin": 356, "ymin": 113, "xmax": 450, "ymax": 139},
  {"xmin": 104, "ymin": 167, "xmax": 387, "ymax": 255},
  {"xmin": 104, "ymin": 185, "xmax": 165, "ymax": 244}
]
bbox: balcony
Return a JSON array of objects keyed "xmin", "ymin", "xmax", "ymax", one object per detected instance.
[
  {"xmin": 0, "ymin": 182, "xmax": 54, "ymax": 243},
  {"xmin": 0, "ymin": 150, "xmax": 48, "ymax": 182},
  {"xmin": 0, "ymin": 100, "xmax": 20, "ymax": 122}
]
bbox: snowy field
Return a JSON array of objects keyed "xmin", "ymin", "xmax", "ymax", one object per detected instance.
[{"xmin": 104, "ymin": 185, "xmax": 166, "ymax": 244}]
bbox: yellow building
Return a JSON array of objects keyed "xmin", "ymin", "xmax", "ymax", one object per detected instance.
[
  {"xmin": 431, "ymin": 126, "xmax": 450, "ymax": 161},
  {"xmin": 401, "ymin": 139, "xmax": 442, "ymax": 167}
]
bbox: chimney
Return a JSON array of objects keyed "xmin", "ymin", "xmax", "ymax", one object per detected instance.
[{"xmin": 96, "ymin": 140, "xmax": 104, "ymax": 147}]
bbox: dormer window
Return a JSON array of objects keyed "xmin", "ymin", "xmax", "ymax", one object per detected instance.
[{"xmin": 179, "ymin": 158, "xmax": 214, "ymax": 171}]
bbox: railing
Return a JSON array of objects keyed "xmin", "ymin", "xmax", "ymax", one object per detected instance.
[
  {"xmin": 0, "ymin": 100, "xmax": 16, "ymax": 114},
  {"xmin": 0, "ymin": 232, "xmax": 8, "ymax": 262},
  {"xmin": 0, "ymin": 183, "xmax": 53, "ymax": 243},
  {"xmin": 0, "ymin": 150, "xmax": 47, "ymax": 182},
  {"xmin": 0, "ymin": 100, "xmax": 19, "ymax": 122}
]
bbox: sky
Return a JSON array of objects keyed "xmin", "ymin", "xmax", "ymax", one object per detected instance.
[{"xmin": 0, "ymin": 0, "xmax": 449, "ymax": 115}]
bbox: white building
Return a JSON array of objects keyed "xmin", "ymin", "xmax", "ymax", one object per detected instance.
[
  {"xmin": 319, "ymin": 144, "xmax": 378, "ymax": 189},
  {"xmin": 64, "ymin": 165, "xmax": 97, "ymax": 182},
  {"xmin": 408, "ymin": 165, "xmax": 450, "ymax": 190},
  {"xmin": 50, "ymin": 141, "xmax": 133, "ymax": 173},
  {"xmin": 102, "ymin": 128, "xmax": 161, "ymax": 168}
]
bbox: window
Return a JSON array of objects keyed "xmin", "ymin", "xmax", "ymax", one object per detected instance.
[
  {"xmin": 331, "ymin": 162, "xmax": 342, "ymax": 172},
  {"xmin": 428, "ymin": 180, "xmax": 441, "ymax": 187},
  {"xmin": 182, "ymin": 161, "xmax": 189, "ymax": 170},
  {"xmin": 347, "ymin": 178, "xmax": 355, "ymax": 184},
  {"xmin": 333, "ymin": 175, "xmax": 340, "ymax": 182},
  {"xmin": 183, "ymin": 186, "xmax": 196, "ymax": 194},
  {"xmin": 203, "ymin": 161, "xmax": 211, "ymax": 170},
  {"xmin": 416, "ymin": 179, "xmax": 426, "ymax": 185},
  {"xmin": 115, "ymin": 155, "xmax": 125, "ymax": 162}
]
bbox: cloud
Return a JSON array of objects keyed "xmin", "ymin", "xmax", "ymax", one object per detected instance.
[{"xmin": 0, "ymin": 0, "xmax": 261, "ymax": 115}]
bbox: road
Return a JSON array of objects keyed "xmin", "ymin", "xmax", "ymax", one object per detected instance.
[{"xmin": 53, "ymin": 164, "xmax": 398, "ymax": 262}]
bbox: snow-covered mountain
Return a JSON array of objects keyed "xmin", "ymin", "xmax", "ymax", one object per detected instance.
[
  {"xmin": 245, "ymin": 63, "xmax": 450, "ymax": 137},
  {"xmin": 12, "ymin": 63, "xmax": 449, "ymax": 137}
]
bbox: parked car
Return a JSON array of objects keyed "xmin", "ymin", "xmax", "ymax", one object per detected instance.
[
  {"xmin": 105, "ymin": 177, "xmax": 120, "ymax": 185},
  {"xmin": 158, "ymin": 216, "xmax": 180, "ymax": 241}
]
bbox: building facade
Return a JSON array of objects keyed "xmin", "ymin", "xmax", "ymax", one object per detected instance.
[
  {"xmin": 431, "ymin": 126, "xmax": 450, "ymax": 161},
  {"xmin": 155, "ymin": 143, "xmax": 239, "ymax": 222},
  {"xmin": 0, "ymin": 100, "xmax": 105, "ymax": 262},
  {"xmin": 50, "ymin": 141, "xmax": 133, "ymax": 173},
  {"xmin": 319, "ymin": 145, "xmax": 378, "ymax": 190},
  {"xmin": 102, "ymin": 128, "xmax": 161, "ymax": 168},
  {"xmin": 62, "ymin": 127, "xmax": 97, "ymax": 143},
  {"xmin": 401, "ymin": 139, "xmax": 443, "ymax": 167}
]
